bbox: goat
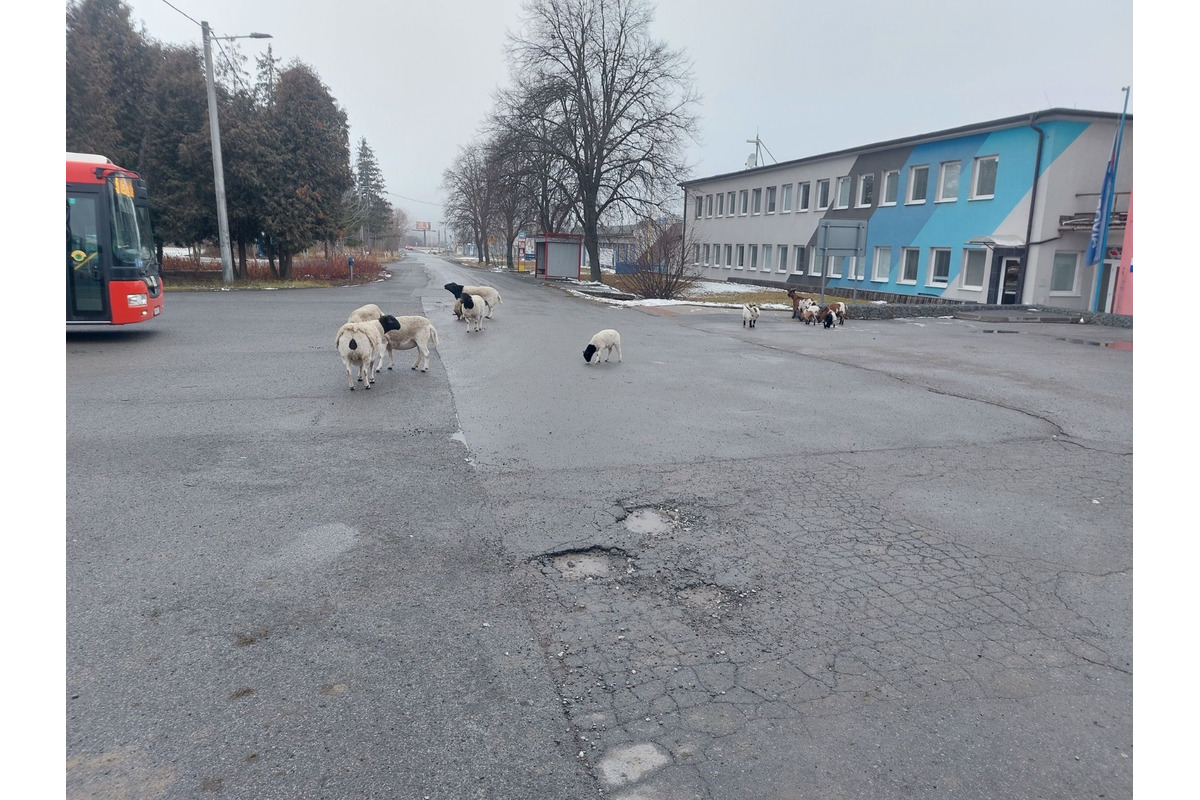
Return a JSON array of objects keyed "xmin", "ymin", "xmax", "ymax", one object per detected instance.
[{"xmin": 742, "ymin": 303, "xmax": 760, "ymax": 328}]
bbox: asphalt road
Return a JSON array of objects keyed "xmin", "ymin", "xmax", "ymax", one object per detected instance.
[{"xmin": 66, "ymin": 252, "xmax": 1132, "ymax": 799}]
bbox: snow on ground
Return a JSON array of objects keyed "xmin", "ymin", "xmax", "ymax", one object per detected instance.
[{"xmin": 561, "ymin": 277, "xmax": 791, "ymax": 311}]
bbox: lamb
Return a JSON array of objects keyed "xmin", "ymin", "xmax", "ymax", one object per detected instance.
[
  {"xmin": 336, "ymin": 321, "xmax": 386, "ymax": 390},
  {"xmin": 444, "ymin": 282, "xmax": 502, "ymax": 319},
  {"xmin": 583, "ymin": 329, "xmax": 622, "ymax": 364},
  {"xmin": 459, "ymin": 293, "xmax": 486, "ymax": 332},
  {"xmin": 381, "ymin": 316, "xmax": 440, "ymax": 372},
  {"xmin": 742, "ymin": 303, "xmax": 760, "ymax": 328}
]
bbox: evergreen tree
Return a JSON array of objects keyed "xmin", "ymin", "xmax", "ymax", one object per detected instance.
[
  {"xmin": 354, "ymin": 138, "xmax": 393, "ymax": 250},
  {"xmin": 261, "ymin": 62, "xmax": 353, "ymax": 277}
]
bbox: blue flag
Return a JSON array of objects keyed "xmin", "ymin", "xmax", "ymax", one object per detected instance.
[{"xmin": 1085, "ymin": 161, "xmax": 1115, "ymax": 267}]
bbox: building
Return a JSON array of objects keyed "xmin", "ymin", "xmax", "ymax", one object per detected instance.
[{"xmin": 680, "ymin": 109, "xmax": 1132, "ymax": 311}]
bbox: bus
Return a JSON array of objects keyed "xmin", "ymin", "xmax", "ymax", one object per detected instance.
[{"xmin": 66, "ymin": 153, "xmax": 163, "ymax": 325}]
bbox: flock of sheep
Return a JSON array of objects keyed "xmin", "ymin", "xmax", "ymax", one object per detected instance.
[{"xmin": 335, "ymin": 278, "xmax": 845, "ymax": 389}]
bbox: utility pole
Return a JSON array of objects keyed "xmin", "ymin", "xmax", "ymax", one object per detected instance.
[{"xmin": 202, "ymin": 22, "xmax": 272, "ymax": 284}]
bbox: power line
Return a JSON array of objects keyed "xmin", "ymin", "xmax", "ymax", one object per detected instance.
[
  {"xmin": 157, "ymin": 0, "xmax": 201, "ymax": 27},
  {"xmin": 386, "ymin": 191, "xmax": 444, "ymax": 208}
]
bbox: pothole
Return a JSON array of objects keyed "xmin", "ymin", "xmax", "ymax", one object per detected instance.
[
  {"xmin": 542, "ymin": 548, "xmax": 631, "ymax": 580},
  {"xmin": 624, "ymin": 508, "xmax": 674, "ymax": 535},
  {"xmin": 678, "ymin": 584, "xmax": 727, "ymax": 608}
]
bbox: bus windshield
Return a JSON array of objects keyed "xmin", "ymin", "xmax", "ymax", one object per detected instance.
[{"xmin": 109, "ymin": 176, "xmax": 153, "ymax": 271}]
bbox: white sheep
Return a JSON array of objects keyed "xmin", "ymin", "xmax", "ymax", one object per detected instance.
[
  {"xmin": 348, "ymin": 303, "xmax": 385, "ymax": 323},
  {"xmin": 742, "ymin": 303, "xmax": 760, "ymax": 328},
  {"xmin": 583, "ymin": 329, "xmax": 622, "ymax": 364},
  {"xmin": 345, "ymin": 307, "xmax": 401, "ymax": 374},
  {"xmin": 460, "ymin": 294, "xmax": 486, "ymax": 332},
  {"xmin": 382, "ymin": 316, "xmax": 440, "ymax": 372},
  {"xmin": 335, "ymin": 321, "xmax": 383, "ymax": 390},
  {"xmin": 444, "ymin": 282, "xmax": 502, "ymax": 319}
]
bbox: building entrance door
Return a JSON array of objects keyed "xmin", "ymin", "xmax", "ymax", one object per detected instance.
[{"xmin": 1000, "ymin": 257, "xmax": 1023, "ymax": 305}]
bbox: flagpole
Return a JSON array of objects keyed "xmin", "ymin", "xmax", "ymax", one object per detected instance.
[{"xmin": 1091, "ymin": 86, "xmax": 1130, "ymax": 313}]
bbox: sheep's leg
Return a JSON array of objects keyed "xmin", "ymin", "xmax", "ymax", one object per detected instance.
[{"xmin": 345, "ymin": 362, "xmax": 355, "ymax": 390}]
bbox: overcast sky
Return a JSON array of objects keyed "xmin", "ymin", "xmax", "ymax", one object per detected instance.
[{"xmin": 112, "ymin": 0, "xmax": 1134, "ymax": 230}]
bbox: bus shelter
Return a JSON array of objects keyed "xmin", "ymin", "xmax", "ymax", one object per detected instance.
[{"xmin": 534, "ymin": 233, "xmax": 583, "ymax": 279}]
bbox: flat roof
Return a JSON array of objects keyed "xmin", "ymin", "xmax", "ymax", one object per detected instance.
[{"xmin": 679, "ymin": 108, "xmax": 1131, "ymax": 188}]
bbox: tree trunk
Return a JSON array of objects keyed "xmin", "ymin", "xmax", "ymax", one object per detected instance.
[
  {"xmin": 236, "ymin": 238, "xmax": 248, "ymax": 279},
  {"xmin": 279, "ymin": 252, "xmax": 292, "ymax": 279},
  {"xmin": 267, "ymin": 241, "xmax": 279, "ymax": 278}
]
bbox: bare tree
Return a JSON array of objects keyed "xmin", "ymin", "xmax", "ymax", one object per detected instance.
[
  {"xmin": 619, "ymin": 214, "xmax": 699, "ymax": 299},
  {"xmin": 442, "ymin": 143, "xmax": 495, "ymax": 264},
  {"xmin": 505, "ymin": 0, "xmax": 700, "ymax": 280}
]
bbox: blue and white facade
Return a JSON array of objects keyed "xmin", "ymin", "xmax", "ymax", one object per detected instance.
[{"xmin": 680, "ymin": 109, "xmax": 1132, "ymax": 311}]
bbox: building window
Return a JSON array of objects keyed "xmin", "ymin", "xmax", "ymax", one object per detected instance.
[
  {"xmin": 900, "ymin": 248, "xmax": 920, "ymax": 283},
  {"xmin": 881, "ymin": 170, "xmax": 899, "ymax": 206},
  {"xmin": 716, "ymin": 192, "xmax": 724, "ymax": 216},
  {"xmin": 778, "ymin": 245, "xmax": 788, "ymax": 272},
  {"xmin": 739, "ymin": 190, "xmax": 749, "ymax": 215},
  {"xmin": 971, "ymin": 155, "xmax": 998, "ymax": 199},
  {"xmin": 694, "ymin": 196, "xmax": 702, "ymax": 219},
  {"xmin": 797, "ymin": 182, "xmax": 811, "ymax": 211},
  {"xmin": 781, "ymin": 184, "xmax": 793, "ymax": 212},
  {"xmin": 725, "ymin": 244, "xmax": 733, "ymax": 268},
  {"xmin": 809, "ymin": 250, "xmax": 823, "ymax": 276},
  {"xmin": 737, "ymin": 244, "xmax": 745, "ymax": 268},
  {"xmin": 930, "ymin": 248, "xmax": 951, "ymax": 284},
  {"xmin": 827, "ymin": 255, "xmax": 844, "ymax": 278},
  {"xmin": 907, "ymin": 165, "xmax": 928, "ymax": 204},
  {"xmin": 702, "ymin": 244, "xmax": 710, "ymax": 265},
  {"xmin": 872, "ymin": 246, "xmax": 891, "ymax": 281},
  {"xmin": 693, "ymin": 244, "xmax": 700, "ymax": 264},
  {"xmin": 762, "ymin": 244, "xmax": 773, "ymax": 270},
  {"xmin": 936, "ymin": 161, "xmax": 960, "ymax": 202},
  {"xmin": 705, "ymin": 194, "xmax": 713, "ymax": 217},
  {"xmin": 962, "ymin": 249, "xmax": 986, "ymax": 289},
  {"xmin": 727, "ymin": 191, "xmax": 736, "ymax": 216},
  {"xmin": 794, "ymin": 245, "xmax": 808, "ymax": 273},
  {"xmin": 850, "ymin": 256, "xmax": 865, "ymax": 280},
  {"xmin": 835, "ymin": 177, "xmax": 851, "ymax": 209},
  {"xmin": 766, "ymin": 186, "xmax": 777, "ymax": 214},
  {"xmin": 1051, "ymin": 252, "xmax": 1079, "ymax": 294},
  {"xmin": 749, "ymin": 244, "xmax": 759, "ymax": 269},
  {"xmin": 817, "ymin": 179, "xmax": 831, "ymax": 210},
  {"xmin": 751, "ymin": 188, "xmax": 762, "ymax": 214},
  {"xmin": 857, "ymin": 174, "xmax": 874, "ymax": 208}
]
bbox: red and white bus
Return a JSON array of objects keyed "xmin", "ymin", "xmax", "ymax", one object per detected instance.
[{"xmin": 66, "ymin": 153, "xmax": 164, "ymax": 325}]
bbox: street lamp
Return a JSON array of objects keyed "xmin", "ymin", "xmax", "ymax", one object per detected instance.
[{"xmin": 202, "ymin": 21, "xmax": 272, "ymax": 284}]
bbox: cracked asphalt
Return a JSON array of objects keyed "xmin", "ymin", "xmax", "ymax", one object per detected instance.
[{"xmin": 66, "ymin": 252, "xmax": 1131, "ymax": 799}]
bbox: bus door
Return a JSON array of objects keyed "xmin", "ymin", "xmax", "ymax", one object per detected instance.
[{"xmin": 67, "ymin": 191, "xmax": 107, "ymax": 321}]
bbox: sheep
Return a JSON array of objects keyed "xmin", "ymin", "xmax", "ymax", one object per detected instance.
[
  {"xmin": 381, "ymin": 316, "xmax": 439, "ymax": 372},
  {"xmin": 583, "ymin": 329, "xmax": 622, "ymax": 364},
  {"xmin": 336, "ymin": 321, "xmax": 385, "ymax": 390},
  {"xmin": 348, "ymin": 303, "xmax": 385, "ymax": 323},
  {"xmin": 459, "ymin": 293, "xmax": 486, "ymax": 332},
  {"xmin": 444, "ymin": 282, "xmax": 502, "ymax": 319},
  {"xmin": 452, "ymin": 299, "xmax": 464, "ymax": 320},
  {"xmin": 742, "ymin": 303, "xmax": 760, "ymax": 328},
  {"xmin": 344, "ymin": 307, "xmax": 402, "ymax": 374}
]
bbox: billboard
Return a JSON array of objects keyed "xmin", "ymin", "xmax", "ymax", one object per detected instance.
[{"xmin": 415, "ymin": 221, "xmax": 431, "ymax": 231}]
